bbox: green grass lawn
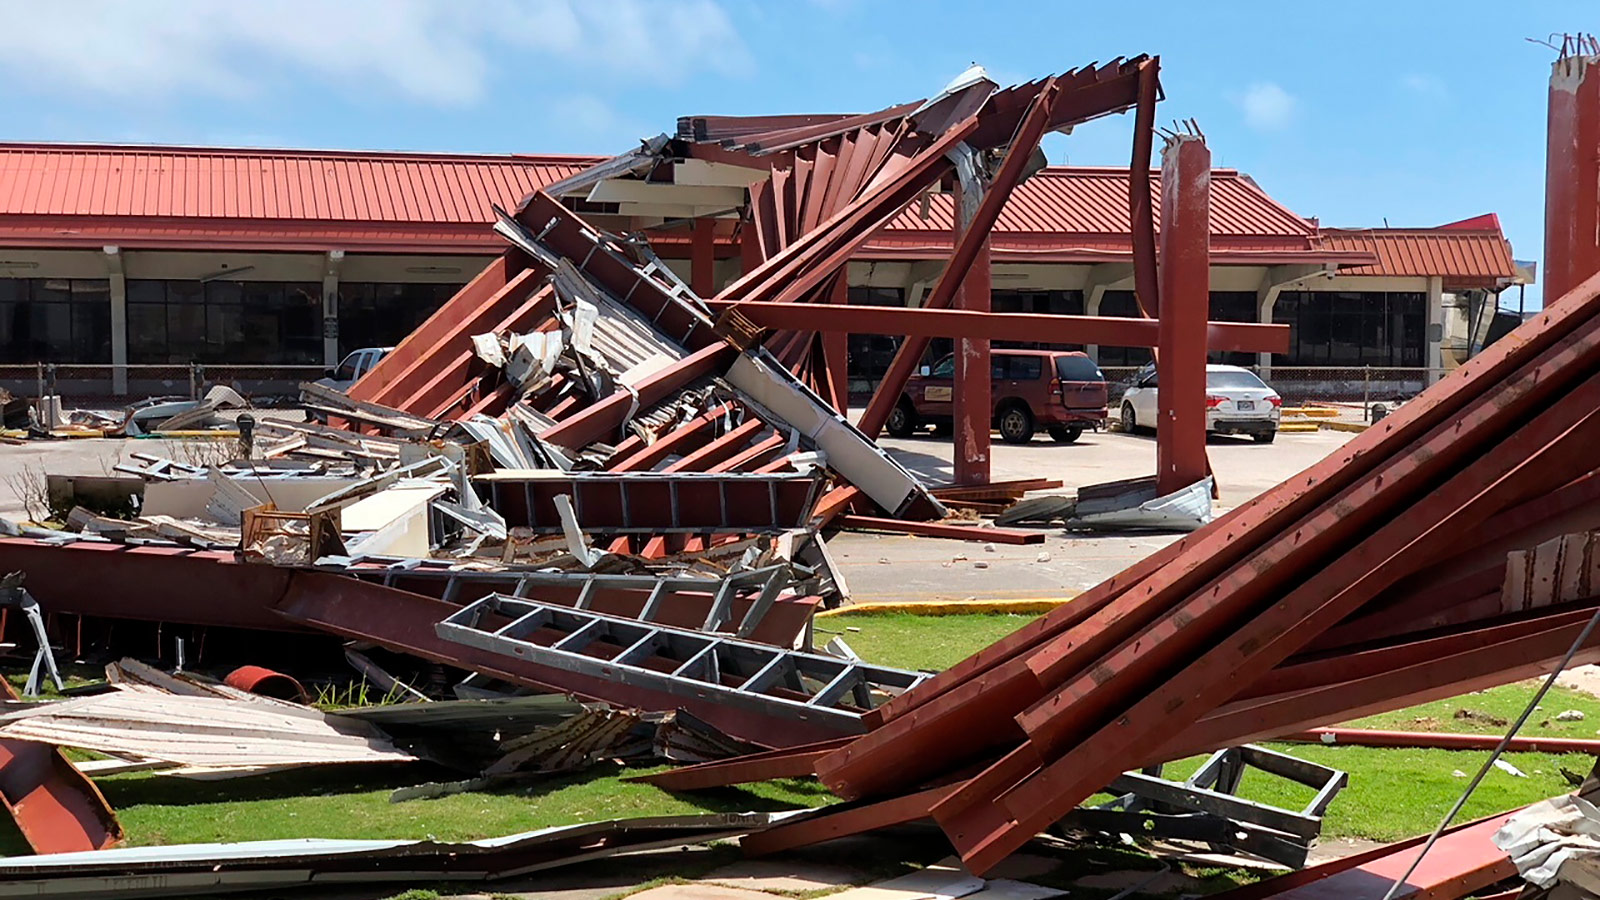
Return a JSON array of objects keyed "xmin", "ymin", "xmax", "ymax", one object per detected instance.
[{"xmin": 21, "ymin": 610, "xmax": 1600, "ymax": 857}]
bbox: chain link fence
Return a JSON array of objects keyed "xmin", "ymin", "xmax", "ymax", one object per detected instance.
[{"xmin": 0, "ymin": 363, "xmax": 328, "ymax": 409}]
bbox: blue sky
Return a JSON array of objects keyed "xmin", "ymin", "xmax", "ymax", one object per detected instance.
[{"xmin": 0, "ymin": 1, "xmax": 1586, "ymax": 306}]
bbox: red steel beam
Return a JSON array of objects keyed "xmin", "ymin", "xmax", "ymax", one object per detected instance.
[
  {"xmin": 540, "ymin": 343, "xmax": 735, "ymax": 452},
  {"xmin": 0, "ymin": 676, "xmax": 122, "ymax": 854},
  {"xmin": 662, "ymin": 419, "xmax": 765, "ymax": 473},
  {"xmin": 691, "ymin": 218, "xmax": 717, "ymax": 297},
  {"xmin": 817, "ymin": 287, "xmax": 1600, "ymax": 804},
  {"xmin": 1280, "ymin": 728, "xmax": 1600, "ymax": 755},
  {"xmin": 627, "ymin": 737, "xmax": 852, "ymax": 791},
  {"xmin": 1154, "ymin": 133, "xmax": 1211, "ymax": 495},
  {"xmin": 700, "ymin": 302, "xmax": 1289, "ymax": 354},
  {"xmin": 605, "ymin": 403, "xmax": 734, "ymax": 472},
  {"xmin": 961, "ymin": 377, "xmax": 1600, "ymax": 871},
  {"xmin": 823, "ymin": 273, "xmax": 850, "ymax": 410},
  {"xmin": 1128, "ymin": 59, "xmax": 1161, "ymax": 317},
  {"xmin": 1545, "ymin": 50, "xmax": 1600, "ymax": 305}
]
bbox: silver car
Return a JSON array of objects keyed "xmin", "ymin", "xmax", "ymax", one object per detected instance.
[{"xmin": 1119, "ymin": 363, "xmax": 1282, "ymax": 444}]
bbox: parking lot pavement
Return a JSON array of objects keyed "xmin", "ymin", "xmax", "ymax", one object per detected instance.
[
  {"xmin": 0, "ymin": 437, "xmax": 189, "ymax": 521},
  {"xmin": 833, "ymin": 427, "xmax": 1357, "ymax": 605}
]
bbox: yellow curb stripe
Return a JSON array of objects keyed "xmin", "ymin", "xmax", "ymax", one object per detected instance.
[{"xmin": 818, "ymin": 596, "xmax": 1078, "ymax": 617}]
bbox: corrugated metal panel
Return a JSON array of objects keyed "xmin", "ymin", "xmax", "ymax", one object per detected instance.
[
  {"xmin": 1321, "ymin": 229, "xmax": 1517, "ymax": 283},
  {"xmin": 0, "ymin": 144, "xmax": 597, "ymax": 223}
]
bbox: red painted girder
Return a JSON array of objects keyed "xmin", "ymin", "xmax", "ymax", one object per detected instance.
[
  {"xmin": 834, "ymin": 515, "xmax": 1044, "ymax": 545},
  {"xmin": 0, "ymin": 677, "xmax": 122, "ymax": 854},
  {"xmin": 606, "ymin": 403, "xmax": 734, "ymax": 472},
  {"xmin": 416, "ymin": 281, "xmax": 556, "ymax": 419},
  {"xmin": 272, "ymin": 572, "xmax": 850, "ymax": 748},
  {"xmin": 740, "ymin": 783, "xmax": 954, "ymax": 857},
  {"xmin": 710, "ymin": 433, "xmax": 787, "ymax": 473},
  {"xmin": 1545, "ymin": 54, "xmax": 1600, "ymax": 305},
  {"xmin": 1155, "ymin": 134, "xmax": 1211, "ymax": 495},
  {"xmin": 662, "ymin": 418, "xmax": 765, "ymax": 473},
  {"xmin": 700, "ymin": 302, "xmax": 1290, "ymax": 354},
  {"xmin": 540, "ymin": 343, "xmax": 735, "ymax": 452},
  {"xmin": 956, "ymin": 372, "xmax": 1600, "ymax": 870},
  {"xmin": 627, "ymin": 738, "xmax": 851, "ymax": 791},
  {"xmin": 691, "ymin": 218, "xmax": 716, "ymax": 297},
  {"xmin": 1280, "ymin": 727, "xmax": 1600, "ymax": 755},
  {"xmin": 352, "ymin": 254, "xmax": 530, "ymax": 406},
  {"xmin": 1159, "ymin": 615, "xmax": 1600, "ymax": 759},
  {"xmin": 819, "ymin": 299, "xmax": 1600, "ymax": 797},
  {"xmin": 1128, "ymin": 59, "xmax": 1161, "ymax": 317}
]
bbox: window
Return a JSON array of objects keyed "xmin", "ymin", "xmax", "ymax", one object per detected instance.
[
  {"xmin": 990, "ymin": 290, "xmax": 1085, "ymax": 351},
  {"xmin": 929, "ymin": 355, "xmax": 955, "ymax": 378},
  {"xmin": 1207, "ymin": 369, "xmax": 1268, "ymax": 389},
  {"xmin": 127, "ymin": 280, "xmax": 322, "ymax": 364},
  {"xmin": 1272, "ymin": 291, "xmax": 1425, "ymax": 367},
  {"xmin": 339, "ymin": 283, "xmax": 462, "ymax": 354},
  {"xmin": 1007, "ymin": 355, "xmax": 1042, "ymax": 380},
  {"xmin": 1208, "ymin": 292, "xmax": 1259, "ymax": 366},
  {"xmin": 845, "ymin": 286, "xmax": 908, "ymax": 396},
  {"xmin": 0, "ymin": 278, "xmax": 111, "ymax": 363},
  {"xmin": 1096, "ymin": 291, "xmax": 1154, "ymax": 367},
  {"xmin": 1055, "ymin": 355, "xmax": 1104, "ymax": 382}
]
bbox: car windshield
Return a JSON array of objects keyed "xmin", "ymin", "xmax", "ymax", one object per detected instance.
[
  {"xmin": 1207, "ymin": 370, "xmax": 1268, "ymax": 390},
  {"xmin": 334, "ymin": 356, "xmax": 361, "ymax": 381},
  {"xmin": 1054, "ymin": 356, "xmax": 1103, "ymax": 382}
]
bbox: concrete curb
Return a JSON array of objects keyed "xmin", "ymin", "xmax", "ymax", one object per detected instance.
[
  {"xmin": 1318, "ymin": 421, "xmax": 1369, "ymax": 433},
  {"xmin": 819, "ymin": 596, "xmax": 1079, "ymax": 618}
]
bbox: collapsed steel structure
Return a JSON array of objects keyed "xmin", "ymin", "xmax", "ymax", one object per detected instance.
[{"xmin": 0, "ymin": 44, "xmax": 1598, "ymax": 896}]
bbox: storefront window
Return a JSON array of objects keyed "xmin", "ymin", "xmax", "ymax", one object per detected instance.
[
  {"xmin": 339, "ymin": 283, "xmax": 462, "ymax": 354},
  {"xmin": 126, "ymin": 280, "xmax": 322, "ymax": 364},
  {"xmin": 0, "ymin": 278, "xmax": 112, "ymax": 363},
  {"xmin": 1272, "ymin": 291, "xmax": 1425, "ymax": 367}
]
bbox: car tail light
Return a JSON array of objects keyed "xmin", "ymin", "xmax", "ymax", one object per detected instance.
[
  {"xmin": 1267, "ymin": 395, "xmax": 1283, "ymax": 408},
  {"xmin": 1205, "ymin": 395, "xmax": 1226, "ymax": 408},
  {"xmin": 1049, "ymin": 377, "xmax": 1062, "ymax": 395}
]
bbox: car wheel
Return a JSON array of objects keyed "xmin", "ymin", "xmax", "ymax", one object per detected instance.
[
  {"xmin": 998, "ymin": 405, "xmax": 1035, "ymax": 444},
  {"xmin": 1121, "ymin": 402, "xmax": 1137, "ymax": 434},
  {"xmin": 886, "ymin": 400, "xmax": 918, "ymax": 438},
  {"xmin": 1252, "ymin": 430, "xmax": 1277, "ymax": 444},
  {"xmin": 1048, "ymin": 425, "xmax": 1083, "ymax": 444}
]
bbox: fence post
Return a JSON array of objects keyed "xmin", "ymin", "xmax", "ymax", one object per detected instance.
[
  {"xmin": 1363, "ymin": 366, "xmax": 1371, "ymax": 422},
  {"xmin": 188, "ymin": 363, "xmax": 198, "ymax": 400},
  {"xmin": 34, "ymin": 363, "xmax": 43, "ymax": 403}
]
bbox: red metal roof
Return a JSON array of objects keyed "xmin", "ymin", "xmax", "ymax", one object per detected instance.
[
  {"xmin": 1320, "ymin": 228, "xmax": 1517, "ymax": 288},
  {"xmin": 883, "ymin": 167, "xmax": 1318, "ymax": 244},
  {"xmin": 0, "ymin": 142, "xmax": 1521, "ymax": 283}
]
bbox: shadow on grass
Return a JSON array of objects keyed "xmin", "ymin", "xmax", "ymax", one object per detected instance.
[{"xmin": 97, "ymin": 761, "xmax": 452, "ymax": 808}]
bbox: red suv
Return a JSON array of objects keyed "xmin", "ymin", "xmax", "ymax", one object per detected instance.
[{"xmin": 886, "ymin": 349, "xmax": 1109, "ymax": 444}]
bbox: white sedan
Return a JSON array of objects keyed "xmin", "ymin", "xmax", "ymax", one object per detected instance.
[{"xmin": 1119, "ymin": 363, "xmax": 1283, "ymax": 444}]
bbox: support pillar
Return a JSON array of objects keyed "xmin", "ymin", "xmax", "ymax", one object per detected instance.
[
  {"xmin": 824, "ymin": 274, "xmax": 850, "ymax": 411},
  {"xmin": 1426, "ymin": 275, "xmax": 1445, "ymax": 384},
  {"xmin": 951, "ymin": 151, "xmax": 991, "ymax": 486},
  {"xmin": 740, "ymin": 221, "xmax": 763, "ymax": 277},
  {"xmin": 692, "ymin": 219, "xmax": 716, "ymax": 297},
  {"xmin": 321, "ymin": 249, "xmax": 344, "ymax": 368},
  {"xmin": 103, "ymin": 246, "xmax": 127, "ymax": 397},
  {"xmin": 1545, "ymin": 50, "xmax": 1600, "ymax": 305},
  {"xmin": 1155, "ymin": 133, "xmax": 1211, "ymax": 496}
]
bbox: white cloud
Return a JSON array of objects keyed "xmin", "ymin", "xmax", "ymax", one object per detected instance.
[
  {"xmin": 1237, "ymin": 82, "xmax": 1297, "ymax": 132},
  {"xmin": 0, "ymin": 0, "xmax": 750, "ymax": 107}
]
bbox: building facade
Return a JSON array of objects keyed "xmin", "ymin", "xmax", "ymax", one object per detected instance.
[{"xmin": 0, "ymin": 143, "xmax": 1522, "ymax": 398}]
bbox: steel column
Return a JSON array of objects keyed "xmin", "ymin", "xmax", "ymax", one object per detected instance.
[
  {"xmin": 692, "ymin": 218, "xmax": 717, "ymax": 298},
  {"xmin": 1155, "ymin": 132, "xmax": 1211, "ymax": 495},
  {"xmin": 824, "ymin": 273, "xmax": 850, "ymax": 411},
  {"xmin": 1546, "ymin": 48, "xmax": 1600, "ymax": 305}
]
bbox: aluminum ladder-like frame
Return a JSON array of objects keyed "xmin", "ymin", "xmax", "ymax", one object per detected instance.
[{"xmin": 436, "ymin": 595, "xmax": 928, "ymax": 731}]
